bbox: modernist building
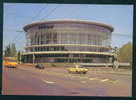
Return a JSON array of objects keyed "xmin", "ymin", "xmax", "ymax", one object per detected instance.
[{"xmin": 22, "ymin": 20, "xmax": 114, "ymax": 63}]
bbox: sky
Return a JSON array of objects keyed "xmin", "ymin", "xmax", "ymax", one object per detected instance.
[{"xmin": 3, "ymin": 3, "xmax": 133, "ymax": 51}]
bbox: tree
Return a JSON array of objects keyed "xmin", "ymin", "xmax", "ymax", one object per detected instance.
[
  {"xmin": 4, "ymin": 45, "xmax": 10, "ymax": 57},
  {"xmin": 112, "ymin": 46, "xmax": 119, "ymax": 70},
  {"xmin": 4, "ymin": 44, "xmax": 11, "ymax": 57},
  {"xmin": 118, "ymin": 42, "xmax": 132, "ymax": 68},
  {"xmin": 17, "ymin": 51, "xmax": 24, "ymax": 63},
  {"xmin": 4, "ymin": 43, "xmax": 17, "ymax": 57},
  {"xmin": 112, "ymin": 46, "xmax": 119, "ymax": 61},
  {"xmin": 11, "ymin": 43, "xmax": 17, "ymax": 57},
  {"xmin": 17, "ymin": 51, "xmax": 20, "ymax": 62}
]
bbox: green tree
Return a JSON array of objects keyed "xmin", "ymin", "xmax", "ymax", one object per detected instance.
[
  {"xmin": 4, "ymin": 44, "xmax": 11, "ymax": 57},
  {"xmin": 17, "ymin": 51, "xmax": 22, "ymax": 64},
  {"xmin": 112, "ymin": 46, "xmax": 119, "ymax": 61},
  {"xmin": 118, "ymin": 42, "xmax": 132, "ymax": 68},
  {"xmin": 4, "ymin": 43, "xmax": 17, "ymax": 57},
  {"xmin": 11, "ymin": 43, "xmax": 17, "ymax": 57}
]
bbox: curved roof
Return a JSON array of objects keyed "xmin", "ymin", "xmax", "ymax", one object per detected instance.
[{"xmin": 23, "ymin": 19, "xmax": 114, "ymax": 32}]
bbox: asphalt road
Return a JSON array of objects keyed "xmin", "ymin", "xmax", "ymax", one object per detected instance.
[{"xmin": 2, "ymin": 65, "xmax": 132, "ymax": 96}]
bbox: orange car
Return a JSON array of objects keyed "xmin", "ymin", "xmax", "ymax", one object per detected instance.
[{"xmin": 3, "ymin": 57, "xmax": 18, "ymax": 68}]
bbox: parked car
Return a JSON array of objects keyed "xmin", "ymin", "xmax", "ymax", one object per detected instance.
[{"xmin": 35, "ymin": 64, "xmax": 45, "ymax": 69}]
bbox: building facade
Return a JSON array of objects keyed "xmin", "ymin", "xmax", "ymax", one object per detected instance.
[{"xmin": 22, "ymin": 20, "xmax": 114, "ymax": 63}]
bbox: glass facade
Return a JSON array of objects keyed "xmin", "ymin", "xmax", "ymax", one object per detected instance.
[
  {"xmin": 23, "ymin": 54, "xmax": 111, "ymax": 63},
  {"xmin": 27, "ymin": 25, "xmax": 111, "ymax": 47},
  {"xmin": 23, "ymin": 20, "xmax": 113, "ymax": 63},
  {"xmin": 25, "ymin": 45, "xmax": 110, "ymax": 52}
]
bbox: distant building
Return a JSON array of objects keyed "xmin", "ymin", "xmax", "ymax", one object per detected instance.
[{"xmin": 22, "ymin": 20, "xmax": 114, "ymax": 63}]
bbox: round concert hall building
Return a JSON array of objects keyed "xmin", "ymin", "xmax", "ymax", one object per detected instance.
[{"xmin": 22, "ymin": 20, "xmax": 114, "ymax": 64}]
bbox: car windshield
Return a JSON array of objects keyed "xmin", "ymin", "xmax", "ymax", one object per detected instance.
[{"xmin": 7, "ymin": 59, "xmax": 17, "ymax": 62}]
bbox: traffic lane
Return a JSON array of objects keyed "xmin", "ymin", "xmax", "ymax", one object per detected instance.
[
  {"xmin": 3, "ymin": 67, "xmax": 100, "ymax": 96},
  {"xmin": 3, "ymin": 68, "xmax": 45, "ymax": 95},
  {"xmin": 19, "ymin": 67, "xmax": 132, "ymax": 96},
  {"xmin": 19, "ymin": 65, "xmax": 131, "ymax": 86},
  {"xmin": 40, "ymin": 71, "xmax": 131, "ymax": 96},
  {"xmin": 7, "ymin": 68, "xmax": 99, "ymax": 96},
  {"xmin": 2, "ymin": 67, "xmax": 132, "ymax": 96},
  {"xmin": 2, "ymin": 68, "xmax": 74, "ymax": 95},
  {"xmin": 18, "ymin": 66, "xmax": 132, "ymax": 96}
]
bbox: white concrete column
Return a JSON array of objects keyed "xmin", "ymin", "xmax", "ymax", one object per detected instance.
[{"xmin": 33, "ymin": 54, "xmax": 35, "ymax": 64}]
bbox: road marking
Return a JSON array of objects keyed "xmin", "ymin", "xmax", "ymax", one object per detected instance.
[
  {"xmin": 72, "ymin": 75, "xmax": 80, "ymax": 78},
  {"xmin": 108, "ymin": 80, "xmax": 118, "ymax": 84},
  {"xmin": 42, "ymin": 80, "xmax": 55, "ymax": 84},
  {"xmin": 81, "ymin": 81, "xmax": 86, "ymax": 83},
  {"xmin": 101, "ymin": 79, "xmax": 109, "ymax": 82},
  {"xmin": 100, "ymin": 78, "xmax": 118, "ymax": 84},
  {"xmin": 89, "ymin": 78, "xmax": 98, "ymax": 80},
  {"xmin": 71, "ymin": 75, "xmax": 76, "ymax": 78}
]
